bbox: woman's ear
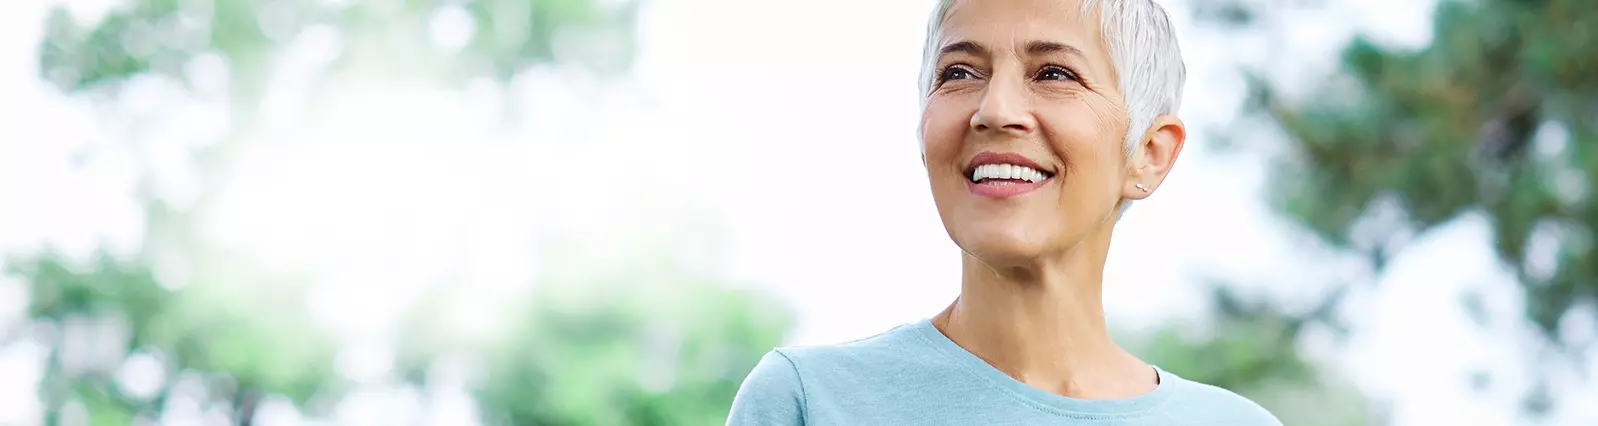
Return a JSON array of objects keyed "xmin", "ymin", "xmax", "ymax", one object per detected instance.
[{"xmin": 1121, "ymin": 115, "xmax": 1186, "ymax": 200}]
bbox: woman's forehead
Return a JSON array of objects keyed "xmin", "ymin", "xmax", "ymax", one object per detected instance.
[{"xmin": 937, "ymin": 0, "xmax": 1106, "ymax": 51}]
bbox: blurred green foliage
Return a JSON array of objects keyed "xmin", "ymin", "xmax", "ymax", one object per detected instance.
[
  {"xmin": 1132, "ymin": 286, "xmax": 1376, "ymax": 426},
  {"xmin": 12, "ymin": 250, "xmax": 340, "ymax": 423},
  {"xmin": 1197, "ymin": 0, "xmax": 1598, "ymax": 417},
  {"xmin": 16, "ymin": 0, "xmax": 741, "ymax": 424},
  {"xmin": 37, "ymin": 0, "xmax": 638, "ymax": 93},
  {"xmin": 392, "ymin": 245, "xmax": 794, "ymax": 425}
]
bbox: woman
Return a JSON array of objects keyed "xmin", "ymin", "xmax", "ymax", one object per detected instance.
[{"xmin": 727, "ymin": 0, "xmax": 1282, "ymax": 424}]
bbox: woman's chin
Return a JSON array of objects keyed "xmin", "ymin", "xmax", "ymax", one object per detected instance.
[{"xmin": 954, "ymin": 235, "xmax": 1052, "ymax": 267}]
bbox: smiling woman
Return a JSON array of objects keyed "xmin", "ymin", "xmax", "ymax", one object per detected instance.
[{"xmin": 726, "ymin": 0, "xmax": 1282, "ymax": 425}]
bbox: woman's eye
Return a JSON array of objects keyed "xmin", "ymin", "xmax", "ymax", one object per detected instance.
[
  {"xmin": 1037, "ymin": 66, "xmax": 1077, "ymax": 82},
  {"xmin": 939, "ymin": 66, "xmax": 975, "ymax": 82}
]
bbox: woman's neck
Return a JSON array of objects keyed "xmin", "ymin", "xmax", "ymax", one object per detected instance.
[{"xmin": 931, "ymin": 233, "xmax": 1157, "ymax": 399}]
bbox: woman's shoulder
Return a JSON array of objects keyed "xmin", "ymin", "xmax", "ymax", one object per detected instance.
[
  {"xmin": 742, "ymin": 319, "xmax": 936, "ymax": 378},
  {"xmin": 743, "ymin": 320, "xmax": 946, "ymax": 393},
  {"xmin": 1157, "ymin": 370, "xmax": 1285, "ymax": 426},
  {"xmin": 727, "ymin": 321, "xmax": 940, "ymax": 425},
  {"xmin": 776, "ymin": 320, "xmax": 934, "ymax": 364}
]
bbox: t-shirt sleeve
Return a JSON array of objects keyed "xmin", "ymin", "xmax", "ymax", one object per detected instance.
[{"xmin": 726, "ymin": 350, "xmax": 806, "ymax": 425}]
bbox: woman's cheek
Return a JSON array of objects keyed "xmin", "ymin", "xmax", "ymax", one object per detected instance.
[
  {"xmin": 1050, "ymin": 102, "xmax": 1125, "ymax": 153},
  {"xmin": 920, "ymin": 102, "xmax": 970, "ymax": 153},
  {"xmin": 1086, "ymin": 98, "xmax": 1131, "ymax": 146}
]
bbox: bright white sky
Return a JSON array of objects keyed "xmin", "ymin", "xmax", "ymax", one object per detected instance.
[{"xmin": 0, "ymin": 0, "xmax": 1595, "ymax": 425}]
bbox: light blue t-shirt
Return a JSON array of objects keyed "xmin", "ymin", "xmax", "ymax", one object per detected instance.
[{"xmin": 727, "ymin": 319, "xmax": 1282, "ymax": 425}]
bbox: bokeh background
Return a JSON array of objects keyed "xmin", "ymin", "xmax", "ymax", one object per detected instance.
[{"xmin": 0, "ymin": 0, "xmax": 1595, "ymax": 424}]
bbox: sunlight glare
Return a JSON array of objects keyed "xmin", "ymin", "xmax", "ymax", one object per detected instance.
[
  {"xmin": 335, "ymin": 339, "xmax": 396, "ymax": 383},
  {"xmin": 0, "ymin": 342, "xmax": 45, "ymax": 425},
  {"xmin": 205, "ymin": 79, "xmax": 495, "ymax": 339}
]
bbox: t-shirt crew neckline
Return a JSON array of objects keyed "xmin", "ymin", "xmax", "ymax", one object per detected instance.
[{"xmin": 908, "ymin": 318, "xmax": 1178, "ymax": 419}]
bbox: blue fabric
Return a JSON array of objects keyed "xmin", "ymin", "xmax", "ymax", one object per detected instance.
[{"xmin": 727, "ymin": 319, "xmax": 1282, "ymax": 425}]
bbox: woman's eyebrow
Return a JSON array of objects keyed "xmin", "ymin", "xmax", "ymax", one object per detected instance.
[
  {"xmin": 1026, "ymin": 41, "xmax": 1085, "ymax": 59},
  {"xmin": 938, "ymin": 40, "xmax": 1086, "ymax": 60},
  {"xmin": 938, "ymin": 40, "xmax": 987, "ymax": 59}
]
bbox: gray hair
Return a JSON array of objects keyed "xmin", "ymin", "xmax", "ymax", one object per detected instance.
[{"xmin": 917, "ymin": 0, "xmax": 1186, "ymax": 214}]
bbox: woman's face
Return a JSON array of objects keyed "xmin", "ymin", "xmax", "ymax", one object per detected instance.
[{"xmin": 921, "ymin": 0, "xmax": 1134, "ymax": 267}]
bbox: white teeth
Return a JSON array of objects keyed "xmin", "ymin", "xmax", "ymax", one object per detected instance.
[{"xmin": 971, "ymin": 163, "xmax": 1048, "ymax": 183}]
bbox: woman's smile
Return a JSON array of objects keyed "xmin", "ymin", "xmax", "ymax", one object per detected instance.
[{"xmin": 965, "ymin": 151, "xmax": 1057, "ymax": 198}]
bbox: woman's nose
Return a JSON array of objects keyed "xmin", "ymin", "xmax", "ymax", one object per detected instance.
[{"xmin": 970, "ymin": 78, "xmax": 1036, "ymax": 136}]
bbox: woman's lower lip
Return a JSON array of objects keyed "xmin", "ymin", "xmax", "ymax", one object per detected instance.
[{"xmin": 967, "ymin": 179, "xmax": 1049, "ymax": 198}]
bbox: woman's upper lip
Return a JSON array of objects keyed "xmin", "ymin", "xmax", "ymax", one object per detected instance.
[{"xmin": 965, "ymin": 151, "xmax": 1054, "ymax": 175}]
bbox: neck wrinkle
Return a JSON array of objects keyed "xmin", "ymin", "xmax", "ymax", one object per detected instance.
[{"xmin": 934, "ymin": 221, "xmax": 1153, "ymax": 398}]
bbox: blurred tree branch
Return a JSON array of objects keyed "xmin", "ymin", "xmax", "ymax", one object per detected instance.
[{"xmin": 1193, "ymin": 0, "xmax": 1598, "ymax": 418}]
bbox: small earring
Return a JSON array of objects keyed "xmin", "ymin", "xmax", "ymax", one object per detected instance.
[{"xmin": 1135, "ymin": 183, "xmax": 1150, "ymax": 192}]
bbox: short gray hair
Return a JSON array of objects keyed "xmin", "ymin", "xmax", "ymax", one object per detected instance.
[{"xmin": 917, "ymin": 0, "xmax": 1186, "ymax": 156}]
